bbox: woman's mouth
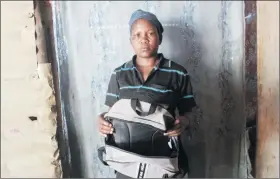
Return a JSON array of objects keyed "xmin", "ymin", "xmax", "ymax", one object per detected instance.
[{"xmin": 141, "ymin": 47, "xmax": 149, "ymax": 51}]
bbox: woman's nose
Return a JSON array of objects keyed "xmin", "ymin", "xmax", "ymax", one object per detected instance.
[{"xmin": 140, "ymin": 34, "xmax": 148, "ymax": 43}]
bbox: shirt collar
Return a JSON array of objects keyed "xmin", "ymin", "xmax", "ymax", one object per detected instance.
[{"xmin": 129, "ymin": 53, "xmax": 165, "ymax": 69}]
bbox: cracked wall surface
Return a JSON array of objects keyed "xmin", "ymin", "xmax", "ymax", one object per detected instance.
[
  {"xmin": 1, "ymin": 1, "xmax": 60, "ymax": 177},
  {"xmin": 52, "ymin": 1, "xmax": 250, "ymax": 178}
]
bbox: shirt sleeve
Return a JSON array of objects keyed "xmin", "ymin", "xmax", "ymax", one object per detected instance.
[
  {"xmin": 105, "ymin": 72, "xmax": 120, "ymax": 107},
  {"xmin": 177, "ymin": 74, "xmax": 196, "ymax": 115}
]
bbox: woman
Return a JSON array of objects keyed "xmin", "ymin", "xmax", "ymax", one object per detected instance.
[{"xmin": 98, "ymin": 9, "xmax": 196, "ymax": 178}]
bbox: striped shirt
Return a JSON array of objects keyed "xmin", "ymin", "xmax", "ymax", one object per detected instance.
[{"xmin": 105, "ymin": 53, "xmax": 196, "ymax": 116}]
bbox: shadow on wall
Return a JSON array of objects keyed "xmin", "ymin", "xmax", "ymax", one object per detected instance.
[
  {"xmin": 58, "ymin": 59, "xmax": 83, "ymax": 178},
  {"xmin": 163, "ymin": 21, "xmax": 206, "ymax": 178},
  {"xmin": 163, "ymin": 13, "xmax": 248, "ymax": 177}
]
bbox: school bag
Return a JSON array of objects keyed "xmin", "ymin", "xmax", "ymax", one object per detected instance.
[{"xmin": 98, "ymin": 98, "xmax": 180, "ymax": 178}]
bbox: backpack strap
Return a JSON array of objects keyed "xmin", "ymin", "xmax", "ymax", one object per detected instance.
[
  {"xmin": 130, "ymin": 98, "xmax": 157, "ymax": 117},
  {"xmin": 98, "ymin": 146, "xmax": 109, "ymax": 166}
]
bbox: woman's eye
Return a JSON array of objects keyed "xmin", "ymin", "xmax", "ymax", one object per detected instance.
[
  {"xmin": 133, "ymin": 33, "xmax": 140, "ymax": 38},
  {"xmin": 131, "ymin": 34, "xmax": 139, "ymax": 40}
]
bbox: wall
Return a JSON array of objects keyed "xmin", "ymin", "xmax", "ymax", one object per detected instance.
[
  {"xmin": 1, "ymin": 1, "xmax": 60, "ymax": 177},
  {"xmin": 51, "ymin": 1, "xmax": 248, "ymax": 178}
]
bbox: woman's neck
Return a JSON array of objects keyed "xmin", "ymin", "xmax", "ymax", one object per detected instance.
[{"xmin": 136, "ymin": 54, "xmax": 158, "ymax": 67}]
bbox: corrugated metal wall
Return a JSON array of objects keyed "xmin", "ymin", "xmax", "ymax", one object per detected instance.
[{"xmin": 51, "ymin": 1, "xmax": 250, "ymax": 178}]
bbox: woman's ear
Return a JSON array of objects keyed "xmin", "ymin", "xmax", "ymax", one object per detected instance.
[
  {"xmin": 159, "ymin": 39, "xmax": 162, "ymax": 45},
  {"xmin": 158, "ymin": 33, "xmax": 162, "ymax": 45}
]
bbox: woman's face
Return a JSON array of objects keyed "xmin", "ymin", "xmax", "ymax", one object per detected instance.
[{"xmin": 130, "ymin": 19, "xmax": 160, "ymax": 58}]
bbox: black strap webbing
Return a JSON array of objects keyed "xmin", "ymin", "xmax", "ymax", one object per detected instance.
[
  {"xmin": 131, "ymin": 99, "xmax": 157, "ymax": 117},
  {"xmin": 97, "ymin": 146, "xmax": 108, "ymax": 166}
]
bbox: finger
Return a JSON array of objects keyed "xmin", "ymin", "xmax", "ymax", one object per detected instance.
[
  {"xmin": 100, "ymin": 128, "xmax": 114, "ymax": 134},
  {"xmin": 98, "ymin": 117, "xmax": 111, "ymax": 126},
  {"xmin": 100, "ymin": 124, "xmax": 112, "ymax": 131},
  {"xmin": 100, "ymin": 128, "xmax": 113, "ymax": 135},
  {"xmin": 163, "ymin": 124, "xmax": 181, "ymax": 136},
  {"xmin": 164, "ymin": 128, "xmax": 181, "ymax": 136},
  {"xmin": 100, "ymin": 120, "xmax": 111, "ymax": 127},
  {"xmin": 166, "ymin": 130, "xmax": 181, "ymax": 137},
  {"xmin": 100, "ymin": 122, "xmax": 113, "ymax": 131},
  {"xmin": 167, "ymin": 126, "xmax": 182, "ymax": 134},
  {"xmin": 99, "ymin": 120, "xmax": 112, "ymax": 129},
  {"xmin": 167, "ymin": 129, "xmax": 181, "ymax": 135},
  {"xmin": 168, "ymin": 132, "xmax": 181, "ymax": 137},
  {"xmin": 174, "ymin": 119, "xmax": 180, "ymax": 124}
]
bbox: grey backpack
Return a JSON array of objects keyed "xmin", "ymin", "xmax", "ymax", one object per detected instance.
[{"xmin": 98, "ymin": 99, "xmax": 181, "ymax": 178}]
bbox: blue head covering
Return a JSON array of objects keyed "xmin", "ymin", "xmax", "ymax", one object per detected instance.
[{"xmin": 129, "ymin": 9, "xmax": 164, "ymax": 43}]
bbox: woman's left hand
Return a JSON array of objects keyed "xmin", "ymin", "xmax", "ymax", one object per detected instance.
[{"xmin": 164, "ymin": 115, "xmax": 189, "ymax": 137}]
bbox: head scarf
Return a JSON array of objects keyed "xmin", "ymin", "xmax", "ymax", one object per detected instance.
[{"xmin": 129, "ymin": 9, "xmax": 164, "ymax": 43}]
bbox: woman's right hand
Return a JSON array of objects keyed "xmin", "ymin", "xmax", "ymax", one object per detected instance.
[{"xmin": 98, "ymin": 112, "xmax": 114, "ymax": 137}]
